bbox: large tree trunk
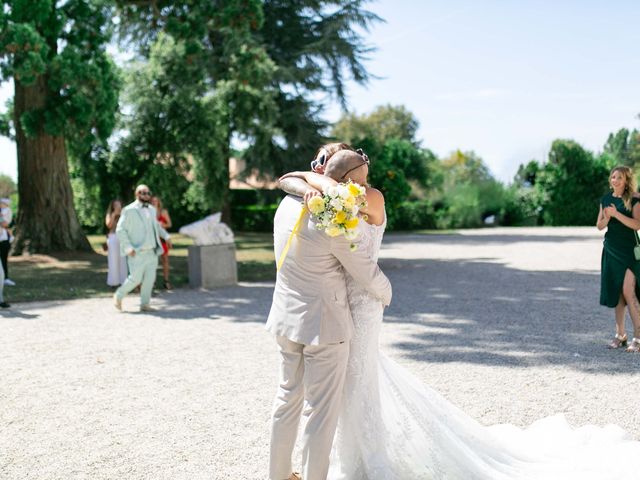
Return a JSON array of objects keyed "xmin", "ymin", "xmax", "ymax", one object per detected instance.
[{"xmin": 12, "ymin": 77, "xmax": 92, "ymax": 254}]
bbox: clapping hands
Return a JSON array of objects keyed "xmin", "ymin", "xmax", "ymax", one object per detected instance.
[{"xmin": 603, "ymin": 205, "xmax": 618, "ymax": 219}]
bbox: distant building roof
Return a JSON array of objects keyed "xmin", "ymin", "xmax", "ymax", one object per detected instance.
[{"xmin": 229, "ymin": 157, "xmax": 278, "ymax": 190}]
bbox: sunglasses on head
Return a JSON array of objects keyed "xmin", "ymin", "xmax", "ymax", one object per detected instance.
[
  {"xmin": 310, "ymin": 148, "xmax": 329, "ymax": 170},
  {"xmin": 355, "ymin": 149, "xmax": 370, "ymax": 164}
]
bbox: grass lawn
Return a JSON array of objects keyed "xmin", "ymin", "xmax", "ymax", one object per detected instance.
[{"xmin": 6, "ymin": 233, "xmax": 275, "ymax": 303}]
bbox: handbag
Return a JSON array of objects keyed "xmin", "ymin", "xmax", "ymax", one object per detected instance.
[{"xmin": 634, "ymin": 231, "xmax": 640, "ymax": 261}]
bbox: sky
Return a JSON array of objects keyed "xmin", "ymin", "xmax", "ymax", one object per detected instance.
[{"xmin": 2, "ymin": 0, "xmax": 640, "ymax": 183}]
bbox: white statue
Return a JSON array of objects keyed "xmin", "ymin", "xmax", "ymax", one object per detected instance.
[{"xmin": 179, "ymin": 213, "xmax": 235, "ymax": 245}]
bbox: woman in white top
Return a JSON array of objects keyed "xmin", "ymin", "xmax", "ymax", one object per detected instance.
[
  {"xmin": 0, "ymin": 254, "xmax": 7, "ymax": 308},
  {"xmin": 105, "ymin": 199, "xmax": 128, "ymax": 287},
  {"xmin": 0, "ymin": 197, "xmax": 13, "ymax": 287}
]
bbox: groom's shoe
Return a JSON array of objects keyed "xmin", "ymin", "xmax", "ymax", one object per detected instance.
[{"xmin": 288, "ymin": 474, "xmax": 302, "ymax": 480}]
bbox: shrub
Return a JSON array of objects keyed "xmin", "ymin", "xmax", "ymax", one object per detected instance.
[
  {"xmin": 388, "ymin": 201, "xmax": 436, "ymax": 231},
  {"xmin": 229, "ymin": 189, "xmax": 284, "ymax": 207},
  {"xmin": 436, "ymin": 183, "xmax": 483, "ymax": 229},
  {"xmin": 499, "ymin": 186, "xmax": 540, "ymax": 226},
  {"xmin": 231, "ymin": 204, "xmax": 279, "ymax": 232}
]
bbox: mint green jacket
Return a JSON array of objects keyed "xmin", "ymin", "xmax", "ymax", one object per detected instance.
[{"xmin": 116, "ymin": 201, "xmax": 170, "ymax": 256}]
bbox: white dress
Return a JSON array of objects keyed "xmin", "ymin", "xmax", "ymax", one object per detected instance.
[
  {"xmin": 106, "ymin": 232, "xmax": 128, "ymax": 286},
  {"xmin": 328, "ymin": 216, "xmax": 640, "ymax": 480}
]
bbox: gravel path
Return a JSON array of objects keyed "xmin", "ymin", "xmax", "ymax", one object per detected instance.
[{"xmin": 2, "ymin": 227, "xmax": 639, "ymax": 479}]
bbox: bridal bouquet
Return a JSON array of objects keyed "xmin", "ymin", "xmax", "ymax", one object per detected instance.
[{"xmin": 306, "ymin": 181, "xmax": 367, "ymax": 250}]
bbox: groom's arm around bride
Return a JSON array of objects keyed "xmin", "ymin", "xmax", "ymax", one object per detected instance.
[{"xmin": 266, "ymin": 194, "xmax": 391, "ymax": 480}]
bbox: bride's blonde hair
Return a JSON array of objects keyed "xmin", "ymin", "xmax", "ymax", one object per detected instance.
[{"xmin": 610, "ymin": 166, "xmax": 637, "ymax": 211}]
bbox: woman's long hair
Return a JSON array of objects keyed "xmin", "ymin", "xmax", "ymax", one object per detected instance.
[
  {"xmin": 151, "ymin": 195, "xmax": 163, "ymax": 212},
  {"xmin": 610, "ymin": 166, "xmax": 637, "ymax": 211},
  {"xmin": 106, "ymin": 199, "xmax": 121, "ymax": 217}
]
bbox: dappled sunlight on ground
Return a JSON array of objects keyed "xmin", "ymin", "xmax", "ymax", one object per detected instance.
[{"xmin": 2, "ymin": 227, "xmax": 640, "ymax": 479}]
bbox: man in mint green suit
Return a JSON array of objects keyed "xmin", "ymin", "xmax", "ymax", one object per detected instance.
[{"xmin": 114, "ymin": 185, "xmax": 171, "ymax": 312}]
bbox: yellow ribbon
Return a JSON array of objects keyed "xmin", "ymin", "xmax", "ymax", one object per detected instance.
[{"xmin": 276, "ymin": 206, "xmax": 307, "ymax": 271}]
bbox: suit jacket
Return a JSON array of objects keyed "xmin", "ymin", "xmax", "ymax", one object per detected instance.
[
  {"xmin": 116, "ymin": 201, "xmax": 169, "ymax": 257},
  {"xmin": 266, "ymin": 195, "xmax": 392, "ymax": 345}
]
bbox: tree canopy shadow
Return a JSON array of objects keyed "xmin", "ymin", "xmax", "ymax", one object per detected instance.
[
  {"xmin": 0, "ymin": 309, "xmax": 40, "ymax": 319},
  {"xmin": 379, "ymin": 257, "xmax": 634, "ymax": 374},
  {"xmin": 146, "ymin": 283, "xmax": 275, "ymax": 322},
  {"xmin": 383, "ymin": 231, "xmax": 602, "ymax": 246}
]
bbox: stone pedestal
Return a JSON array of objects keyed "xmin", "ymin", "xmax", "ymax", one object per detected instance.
[{"xmin": 188, "ymin": 243, "xmax": 237, "ymax": 288}]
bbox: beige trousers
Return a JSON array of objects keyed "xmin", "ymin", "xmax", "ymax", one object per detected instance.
[{"xmin": 269, "ymin": 335, "xmax": 349, "ymax": 480}]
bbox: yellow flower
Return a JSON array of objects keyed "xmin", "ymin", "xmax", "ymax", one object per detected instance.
[
  {"xmin": 334, "ymin": 210, "xmax": 347, "ymax": 224},
  {"xmin": 307, "ymin": 196, "xmax": 325, "ymax": 215},
  {"xmin": 343, "ymin": 195, "xmax": 356, "ymax": 209},
  {"xmin": 344, "ymin": 217, "xmax": 359, "ymax": 229},
  {"xmin": 326, "ymin": 225, "xmax": 342, "ymax": 237},
  {"xmin": 348, "ymin": 183, "xmax": 362, "ymax": 196}
]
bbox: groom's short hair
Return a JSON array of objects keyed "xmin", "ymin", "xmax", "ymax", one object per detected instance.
[{"xmin": 324, "ymin": 150, "xmax": 367, "ymax": 181}]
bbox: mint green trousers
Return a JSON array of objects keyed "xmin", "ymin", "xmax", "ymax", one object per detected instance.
[{"xmin": 115, "ymin": 250, "xmax": 158, "ymax": 306}]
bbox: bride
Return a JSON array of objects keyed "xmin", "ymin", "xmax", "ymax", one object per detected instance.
[{"xmin": 279, "ymin": 144, "xmax": 640, "ymax": 480}]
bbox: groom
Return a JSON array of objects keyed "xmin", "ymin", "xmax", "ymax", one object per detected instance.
[
  {"xmin": 266, "ymin": 150, "xmax": 393, "ymax": 480},
  {"xmin": 114, "ymin": 184, "xmax": 170, "ymax": 312}
]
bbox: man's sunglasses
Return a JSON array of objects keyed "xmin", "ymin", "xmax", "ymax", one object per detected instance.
[{"xmin": 138, "ymin": 191, "xmax": 151, "ymax": 196}]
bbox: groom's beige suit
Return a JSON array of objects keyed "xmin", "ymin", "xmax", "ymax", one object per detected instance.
[{"xmin": 267, "ymin": 195, "xmax": 392, "ymax": 480}]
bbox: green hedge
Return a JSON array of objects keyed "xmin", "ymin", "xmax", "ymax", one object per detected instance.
[
  {"xmin": 388, "ymin": 200, "xmax": 437, "ymax": 231},
  {"xmin": 231, "ymin": 204, "xmax": 279, "ymax": 232},
  {"xmin": 232, "ymin": 199, "xmax": 438, "ymax": 233},
  {"xmin": 229, "ymin": 189, "xmax": 284, "ymax": 206}
]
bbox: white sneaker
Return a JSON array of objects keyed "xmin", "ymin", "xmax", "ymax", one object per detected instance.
[
  {"xmin": 113, "ymin": 293, "xmax": 122, "ymax": 311},
  {"xmin": 4, "ymin": 278, "xmax": 15, "ymax": 286}
]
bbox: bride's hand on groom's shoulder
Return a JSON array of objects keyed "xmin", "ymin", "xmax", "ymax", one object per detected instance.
[{"xmin": 304, "ymin": 189, "xmax": 322, "ymax": 208}]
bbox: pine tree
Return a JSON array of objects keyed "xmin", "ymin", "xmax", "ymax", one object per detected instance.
[{"xmin": 113, "ymin": 0, "xmax": 380, "ymax": 214}]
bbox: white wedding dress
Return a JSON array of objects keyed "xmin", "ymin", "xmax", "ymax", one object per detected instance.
[{"xmin": 327, "ymin": 216, "xmax": 640, "ymax": 480}]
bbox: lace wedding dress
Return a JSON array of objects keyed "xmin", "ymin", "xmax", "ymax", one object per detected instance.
[{"xmin": 327, "ymin": 217, "xmax": 640, "ymax": 480}]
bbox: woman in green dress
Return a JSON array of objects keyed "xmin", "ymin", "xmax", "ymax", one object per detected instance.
[{"xmin": 597, "ymin": 165, "xmax": 640, "ymax": 352}]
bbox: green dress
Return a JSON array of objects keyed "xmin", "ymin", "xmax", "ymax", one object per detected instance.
[{"xmin": 600, "ymin": 192, "xmax": 640, "ymax": 307}]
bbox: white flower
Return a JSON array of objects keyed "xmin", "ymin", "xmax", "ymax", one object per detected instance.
[
  {"xmin": 345, "ymin": 228, "xmax": 359, "ymax": 241},
  {"xmin": 326, "ymin": 186, "xmax": 339, "ymax": 198},
  {"xmin": 330, "ymin": 198, "xmax": 343, "ymax": 211},
  {"xmin": 337, "ymin": 185, "xmax": 350, "ymax": 199}
]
